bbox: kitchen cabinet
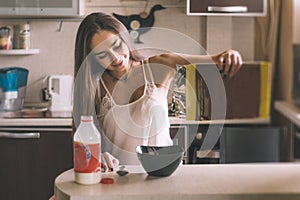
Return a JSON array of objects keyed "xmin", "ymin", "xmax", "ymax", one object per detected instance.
[
  {"xmin": 187, "ymin": 0, "xmax": 267, "ymax": 16},
  {"xmin": 0, "ymin": 127, "xmax": 73, "ymax": 200},
  {"xmin": 188, "ymin": 123, "xmax": 284, "ymax": 164},
  {"xmin": 295, "ymin": 129, "xmax": 300, "ymax": 159},
  {"xmin": 170, "ymin": 125, "xmax": 187, "ymax": 163},
  {"xmin": 275, "ymin": 101, "xmax": 300, "ymax": 161},
  {"xmin": 170, "ymin": 117, "xmax": 270, "ymax": 164},
  {"xmin": 0, "ymin": 0, "xmax": 84, "ymax": 18}
]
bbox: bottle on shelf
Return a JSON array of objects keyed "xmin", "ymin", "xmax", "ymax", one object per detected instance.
[{"xmin": 73, "ymin": 115, "xmax": 101, "ymax": 185}]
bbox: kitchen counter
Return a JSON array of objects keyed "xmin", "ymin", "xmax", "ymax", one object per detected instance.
[
  {"xmin": 54, "ymin": 163, "xmax": 300, "ymax": 200},
  {"xmin": 274, "ymin": 101, "xmax": 300, "ymax": 127},
  {"xmin": 168, "ymin": 116, "xmax": 270, "ymax": 125},
  {"xmin": 0, "ymin": 110, "xmax": 72, "ymax": 127},
  {"xmin": 0, "ymin": 117, "xmax": 72, "ymax": 127},
  {"xmin": 0, "ymin": 113, "xmax": 269, "ymax": 127},
  {"xmin": 275, "ymin": 101, "xmax": 300, "ymax": 160}
]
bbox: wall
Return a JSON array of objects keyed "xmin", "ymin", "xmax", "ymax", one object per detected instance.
[
  {"xmin": 0, "ymin": 20, "xmax": 79, "ymax": 104},
  {"xmin": 277, "ymin": 0, "xmax": 293, "ymax": 101},
  {"xmin": 0, "ymin": 0, "xmax": 255, "ymax": 104},
  {"xmin": 293, "ymin": 0, "xmax": 300, "ymax": 44}
]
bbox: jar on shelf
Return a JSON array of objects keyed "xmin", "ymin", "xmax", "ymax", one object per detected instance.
[{"xmin": 19, "ymin": 23, "xmax": 30, "ymax": 49}]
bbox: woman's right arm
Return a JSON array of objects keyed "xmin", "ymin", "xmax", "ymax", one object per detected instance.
[{"xmin": 102, "ymin": 152, "xmax": 119, "ymax": 172}]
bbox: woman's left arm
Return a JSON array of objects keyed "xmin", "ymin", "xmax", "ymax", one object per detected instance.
[
  {"xmin": 209, "ymin": 50, "xmax": 243, "ymax": 78},
  {"xmin": 173, "ymin": 50, "xmax": 243, "ymax": 77},
  {"xmin": 149, "ymin": 49, "xmax": 243, "ymax": 85}
]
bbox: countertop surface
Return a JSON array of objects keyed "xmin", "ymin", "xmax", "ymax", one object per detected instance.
[
  {"xmin": 55, "ymin": 163, "xmax": 300, "ymax": 200},
  {"xmin": 0, "ymin": 110, "xmax": 73, "ymax": 127},
  {"xmin": 0, "ymin": 112, "xmax": 269, "ymax": 127},
  {"xmin": 275, "ymin": 101, "xmax": 300, "ymax": 127}
]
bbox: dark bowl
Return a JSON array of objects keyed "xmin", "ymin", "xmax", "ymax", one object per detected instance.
[{"xmin": 136, "ymin": 145, "xmax": 184, "ymax": 177}]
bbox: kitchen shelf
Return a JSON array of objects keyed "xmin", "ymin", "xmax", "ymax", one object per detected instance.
[{"xmin": 0, "ymin": 49, "xmax": 40, "ymax": 55}]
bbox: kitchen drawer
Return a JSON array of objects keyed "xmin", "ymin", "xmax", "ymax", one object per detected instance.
[{"xmin": 187, "ymin": 0, "xmax": 267, "ymax": 16}]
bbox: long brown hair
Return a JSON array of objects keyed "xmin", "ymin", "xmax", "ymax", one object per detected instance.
[{"xmin": 73, "ymin": 12, "xmax": 143, "ymax": 128}]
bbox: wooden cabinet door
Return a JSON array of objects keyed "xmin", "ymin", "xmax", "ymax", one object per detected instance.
[
  {"xmin": 187, "ymin": 0, "xmax": 266, "ymax": 16},
  {"xmin": 0, "ymin": 133, "xmax": 35, "ymax": 200},
  {"xmin": 31, "ymin": 130, "xmax": 73, "ymax": 200},
  {"xmin": 0, "ymin": 130, "xmax": 73, "ymax": 200}
]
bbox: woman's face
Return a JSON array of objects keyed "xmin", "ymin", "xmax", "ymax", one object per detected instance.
[{"xmin": 91, "ymin": 30, "xmax": 131, "ymax": 73}]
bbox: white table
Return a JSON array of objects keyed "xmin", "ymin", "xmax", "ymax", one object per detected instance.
[{"xmin": 54, "ymin": 163, "xmax": 300, "ymax": 200}]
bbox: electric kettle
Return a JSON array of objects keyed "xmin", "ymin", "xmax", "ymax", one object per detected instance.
[
  {"xmin": 0, "ymin": 67, "xmax": 29, "ymax": 111},
  {"xmin": 47, "ymin": 74, "xmax": 73, "ymax": 111}
]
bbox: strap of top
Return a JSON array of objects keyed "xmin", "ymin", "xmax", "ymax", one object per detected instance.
[
  {"xmin": 142, "ymin": 59, "xmax": 155, "ymax": 85},
  {"xmin": 99, "ymin": 60, "xmax": 151, "ymax": 105},
  {"xmin": 141, "ymin": 59, "xmax": 155, "ymax": 95},
  {"xmin": 140, "ymin": 60, "xmax": 148, "ymax": 84}
]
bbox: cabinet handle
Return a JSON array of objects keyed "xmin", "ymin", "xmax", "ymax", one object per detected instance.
[
  {"xmin": 196, "ymin": 150, "xmax": 220, "ymax": 159},
  {"xmin": 0, "ymin": 132, "xmax": 40, "ymax": 139},
  {"xmin": 296, "ymin": 132, "xmax": 300, "ymax": 139},
  {"xmin": 207, "ymin": 6, "xmax": 248, "ymax": 13},
  {"xmin": 195, "ymin": 132, "xmax": 203, "ymax": 140}
]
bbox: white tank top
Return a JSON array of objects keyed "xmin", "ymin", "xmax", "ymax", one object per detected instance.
[{"xmin": 97, "ymin": 60, "xmax": 173, "ymax": 164}]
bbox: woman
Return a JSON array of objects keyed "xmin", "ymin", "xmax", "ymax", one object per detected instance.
[{"xmin": 73, "ymin": 12, "xmax": 243, "ymax": 171}]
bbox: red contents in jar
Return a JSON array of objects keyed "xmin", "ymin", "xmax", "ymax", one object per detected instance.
[{"xmin": 74, "ymin": 141, "xmax": 101, "ymax": 173}]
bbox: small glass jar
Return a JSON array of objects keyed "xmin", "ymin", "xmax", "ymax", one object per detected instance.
[{"xmin": 19, "ymin": 23, "xmax": 30, "ymax": 49}]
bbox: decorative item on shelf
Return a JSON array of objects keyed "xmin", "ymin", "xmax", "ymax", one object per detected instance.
[
  {"xmin": 0, "ymin": 26, "xmax": 13, "ymax": 50},
  {"xmin": 112, "ymin": 4, "xmax": 166, "ymax": 43},
  {"xmin": 0, "ymin": 23, "xmax": 38, "ymax": 56},
  {"xmin": 19, "ymin": 23, "xmax": 30, "ymax": 50}
]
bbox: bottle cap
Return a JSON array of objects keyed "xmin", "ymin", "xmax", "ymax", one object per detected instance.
[
  {"xmin": 80, "ymin": 115, "xmax": 93, "ymax": 122},
  {"xmin": 100, "ymin": 178, "xmax": 115, "ymax": 184}
]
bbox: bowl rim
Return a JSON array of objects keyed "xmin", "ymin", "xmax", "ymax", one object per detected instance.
[{"xmin": 136, "ymin": 145, "xmax": 184, "ymax": 155}]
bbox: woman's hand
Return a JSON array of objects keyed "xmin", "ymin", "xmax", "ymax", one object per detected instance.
[
  {"xmin": 212, "ymin": 50, "xmax": 243, "ymax": 78},
  {"xmin": 101, "ymin": 152, "xmax": 119, "ymax": 172}
]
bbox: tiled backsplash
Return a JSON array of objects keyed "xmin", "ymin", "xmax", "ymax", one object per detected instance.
[{"xmin": 0, "ymin": 0, "xmax": 254, "ymax": 103}]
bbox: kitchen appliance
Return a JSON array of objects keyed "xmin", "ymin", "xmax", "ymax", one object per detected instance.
[
  {"xmin": 0, "ymin": 67, "xmax": 29, "ymax": 111},
  {"xmin": 47, "ymin": 74, "xmax": 73, "ymax": 112}
]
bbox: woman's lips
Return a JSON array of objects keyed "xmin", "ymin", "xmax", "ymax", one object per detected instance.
[{"xmin": 112, "ymin": 59, "xmax": 124, "ymax": 67}]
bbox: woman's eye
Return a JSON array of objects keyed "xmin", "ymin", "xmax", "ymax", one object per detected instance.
[
  {"xmin": 114, "ymin": 41, "xmax": 122, "ymax": 50},
  {"xmin": 97, "ymin": 52, "xmax": 107, "ymax": 59}
]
